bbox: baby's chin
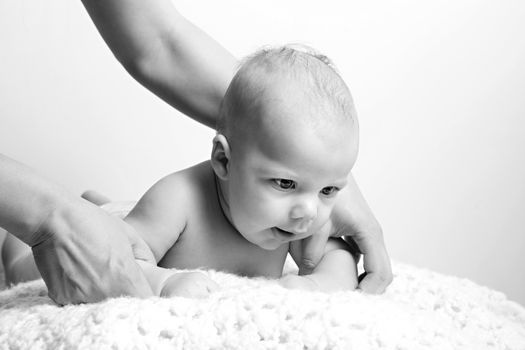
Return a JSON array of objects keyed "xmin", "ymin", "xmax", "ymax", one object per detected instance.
[
  {"xmin": 254, "ymin": 227, "xmax": 306, "ymax": 250},
  {"xmin": 257, "ymin": 241, "xmax": 285, "ymax": 250},
  {"xmin": 243, "ymin": 229, "xmax": 288, "ymax": 251}
]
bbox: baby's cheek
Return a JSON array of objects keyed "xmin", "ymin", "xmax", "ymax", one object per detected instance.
[
  {"xmin": 246, "ymin": 188, "xmax": 281, "ymax": 214},
  {"xmin": 314, "ymin": 205, "xmax": 334, "ymax": 229},
  {"xmin": 233, "ymin": 192, "xmax": 275, "ymax": 229},
  {"xmin": 264, "ymin": 196, "xmax": 291, "ymax": 217},
  {"xmin": 252, "ymin": 200, "xmax": 282, "ymax": 224}
]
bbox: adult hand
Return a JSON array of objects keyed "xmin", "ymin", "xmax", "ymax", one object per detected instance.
[
  {"xmin": 31, "ymin": 200, "xmax": 154, "ymax": 305},
  {"xmin": 298, "ymin": 175, "xmax": 393, "ymax": 294}
]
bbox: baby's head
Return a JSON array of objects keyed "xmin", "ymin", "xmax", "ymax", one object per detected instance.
[{"xmin": 212, "ymin": 46, "xmax": 359, "ymax": 250}]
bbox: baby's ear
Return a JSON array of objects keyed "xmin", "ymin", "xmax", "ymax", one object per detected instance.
[{"xmin": 211, "ymin": 134, "xmax": 231, "ymax": 180}]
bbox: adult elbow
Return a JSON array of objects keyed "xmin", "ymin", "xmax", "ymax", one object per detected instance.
[{"xmin": 118, "ymin": 54, "xmax": 152, "ymax": 83}]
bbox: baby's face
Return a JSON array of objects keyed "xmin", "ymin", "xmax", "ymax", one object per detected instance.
[{"xmin": 223, "ymin": 101, "xmax": 358, "ymax": 250}]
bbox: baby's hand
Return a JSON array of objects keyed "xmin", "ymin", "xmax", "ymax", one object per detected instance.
[
  {"xmin": 160, "ymin": 272, "xmax": 220, "ymax": 298},
  {"xmin": 278, "ymin": 274, "xmax": 319, "ymax": 291}
]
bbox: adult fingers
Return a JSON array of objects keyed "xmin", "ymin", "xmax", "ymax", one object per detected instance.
[
  {"xmin": 32, "ymin": 240, "xmax": 84, "ymax": 305},
  {"xmin": 298, "ymin": 227, "xmax": 331, "ymax": 275},
  {"xmin": 354, "ymin": 236, "xmax": 393, "ymax": 294},
  {"xmin": 33, "ymin": 232, "xmax": 153, "ymax": 305},
  {"xmin": 126, "ymin": 228, "xmax": 156, "ymax": 264},
  {"xmin": 115, "ymin": 257, "xmax": 155, "ymax": 299}
]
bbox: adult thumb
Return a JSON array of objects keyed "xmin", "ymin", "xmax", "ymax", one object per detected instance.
[
  {"xmin": 298, "ymin": 229, "xmax": 330, "ymax": 275},
  {"xmin": 126, "ymin": 228, "xmax": 156, "ymax": 264}
]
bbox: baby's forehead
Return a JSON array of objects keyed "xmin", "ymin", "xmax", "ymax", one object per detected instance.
[
  {"xmin": 248, "ymin": 77, "xmax": 354, "ymax": 133},
  {"xmin": 245, "ymin": 57, "xmax": 353, "ymax": 120},
  {"xmin": 240, "ymin": 105, "xmax": 357, "ymax": 183},
  {"xmin": 220, "ymin": 46, "xmax": 357, "ymax": 145}
]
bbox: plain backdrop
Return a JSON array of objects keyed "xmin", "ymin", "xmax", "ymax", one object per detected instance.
[{"xmin": 0, "ymin": 0, "xmax": 524, "ymax": 305}]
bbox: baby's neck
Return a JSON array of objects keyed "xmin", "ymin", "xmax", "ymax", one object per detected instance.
[{"xmin": 213, "ymin": 172, "xmax": 235, "ymax": 229}]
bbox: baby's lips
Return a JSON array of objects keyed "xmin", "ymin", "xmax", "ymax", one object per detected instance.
[
  {"xmin": 276, "ymin": 226, "xmax": 309, "ymax": 237},
  {"xmin": 275, "ymin": 227, "xmax": 294, "ymax": 236},
  {"xmin": 287, "ymin": 218, "xmax": 315, "ymax": 235}
]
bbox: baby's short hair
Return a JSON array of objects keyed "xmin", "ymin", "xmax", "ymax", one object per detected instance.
[{"xmin": 217, "ymin": 44, "xmax": 356, "ymax": 136}]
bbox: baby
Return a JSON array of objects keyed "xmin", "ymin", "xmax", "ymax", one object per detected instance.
[
  {"xmin": 3, "ymin": 46, "xmax": 360, "ymax": 298},
  {"xmin": 128, "ymin": 46, "xmax": 360, "ymax": 297}
]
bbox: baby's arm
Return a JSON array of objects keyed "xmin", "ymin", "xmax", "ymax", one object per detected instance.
[
  {"xmin": 123, "ymin": 172, "xmax": 219, "ymax": 298},
  {"xmin": 123, "ymin": 172, "xmax": 191, "ymax": 263},
  {"xmin": 282, "ymin": 238, "xmax": 358, "ymax": 292}
]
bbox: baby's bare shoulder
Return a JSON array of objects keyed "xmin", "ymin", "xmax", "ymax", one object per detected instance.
[
  {"xmin": 124, "ymin": 161, "xmax": 213, "ymax": 261},
  {"xmin": 143, "ymin": 161, "xmax": 218, "ymax": 222},
  {"xmin": 177, "ymin": 161, "xmax": 223, "ymax": 218},
  {"xmin": 148, "ymin": 161, "xmax": 209, "ymax": 198}
]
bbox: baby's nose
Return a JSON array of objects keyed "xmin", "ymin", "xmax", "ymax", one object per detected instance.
[
  {"xmin": 289, "ymin": 197, "xmax": 318, "ymax": 225},
  {"xmin": 293, "ymin": 218, "xmax": 315, "ymax": 234}
]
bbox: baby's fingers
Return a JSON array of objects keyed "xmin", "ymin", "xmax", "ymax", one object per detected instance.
[
  {"xmin": 182, "ymin": 276, "xmax": 220, "ymax": 298},
  {"xmin": 205, "ymin": 278, "xmax": 220, "ymax": 293},
  {"xmin": 161, "ymin": 272, "xmax": 219, "ymax": 298}
]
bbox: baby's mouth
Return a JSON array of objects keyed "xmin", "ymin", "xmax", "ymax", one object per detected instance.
[{"xmin": 273, "ymin": 227, "xmax": 296, "ymax": 238}]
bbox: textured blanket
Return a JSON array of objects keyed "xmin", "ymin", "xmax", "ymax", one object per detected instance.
[{"xmin": 1, "ymin": 261, "xmax": 524, "ymax": 350}]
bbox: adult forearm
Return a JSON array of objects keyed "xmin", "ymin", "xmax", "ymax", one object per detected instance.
[
  {"xmin": 0, "ymin": 154, "xmax": 75, "ymax": 246},
  {"xmin": 82, "ymin": 0, "xmax": 237, "ymax": 128}
]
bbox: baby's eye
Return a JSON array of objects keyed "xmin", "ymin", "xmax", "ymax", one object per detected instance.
[
  {"xmin": 272, "ymin": 179, "xmax": 296, "ymax": 191},
  {"xmin": 320, "ymin": 186, "xmax": 339, "ymax": 197}
]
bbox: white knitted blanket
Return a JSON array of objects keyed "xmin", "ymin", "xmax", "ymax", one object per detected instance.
[{"xmin": 0, "ymin": 261, "xmax": 524, "ymax": 350}]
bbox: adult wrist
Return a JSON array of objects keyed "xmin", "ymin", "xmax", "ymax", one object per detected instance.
[{"xmin": 28, "ymin": 192, "xmax": 82, "ymax": 248}]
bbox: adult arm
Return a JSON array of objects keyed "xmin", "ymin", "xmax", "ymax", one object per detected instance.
[
  {"xmin": 0, "ymin": 154, "xmax": 153, "ymax": 304},
  {"xmin": 81, "ymin": 0, "xmax": 392, "ymax": 293},
  {"xmin": 81, "ymin": 0, "xmax": 237, "ymax": 129}
]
